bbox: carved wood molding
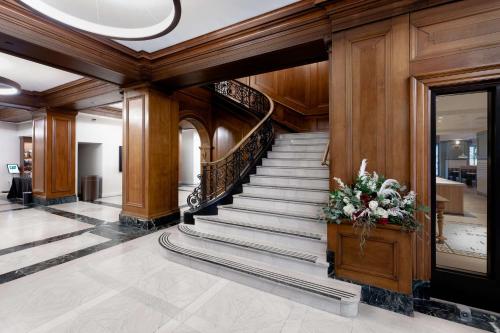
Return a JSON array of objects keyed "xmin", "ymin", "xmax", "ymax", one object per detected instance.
[
  {"xmin": 0, "ymin": 0, "xmax": 141, "ymax": 84},
  {"xmin": 0, "ymin": 0, "xmax": 459, "ymax": 90}
]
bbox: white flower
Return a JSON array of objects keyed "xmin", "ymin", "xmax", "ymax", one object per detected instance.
[
  {"xmin": 343, "ymin": 197, "xmax": 350, "ymax": 204},
  {"xmin": 368, "ymin": 200, "xmax": 378, "ymax": 211},
  {"xmin": 334, "ymin": 177, "xmax": 346, "ymax": 189},
  {"xmin": 358, "ymin": 159, "xmax": 367, "ymax": 178},
  {"xmin": 343, "ymin": 204, "xmax": 356, "ymax": 217},
  {"xmin": 382, "ymin": 199, "xmax": 390, "ymax": 206},
  {"xmin": 355, "ymin": 191, "xmax": 361, "ymax": 200},
  {"xmin": 375, "ymin": 207, "xmax": 389, "ymax": 218}
]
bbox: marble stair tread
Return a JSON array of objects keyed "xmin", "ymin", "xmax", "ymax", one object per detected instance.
[
  {"xmin": 242, "ymin": 184, "xmax": 328, "ymax": 203},
  {"xmin": 248, "ymin": 177, "xmax": 329, "ymax": 191},
  {"xmin": 274, "ymin": 138, "xmax": 329, "ymax": 145},
  {"xmin": 159, "ymin": 232, "xmax": 360, "ymax": 317},
  {"xmin": 233, "ymin": 193, "xmax": 325, "ymax": 208},
  {"xmin": 178, "ymin": 224, "xmax": 321, "ymax": 263},
  {"xmin": 278, "ymin": 132, "xmax": 329, "ymax": 139},
  {"xmin": 217, "ymin": 204, "xmax": 324, "ymax": 224},
  {"xmin": 272, "ymin": 145, "xmax": 326, "ymax": 152},
  {"xmin": 242, "ymin": 184, "xmax": 329, "ymax": 193},
  {"xmin": 193, "ymin": 214, "xmax": 326, "ymax": 241}
]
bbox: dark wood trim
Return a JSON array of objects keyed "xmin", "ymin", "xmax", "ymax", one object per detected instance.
[
  {"xmin": 79, "ymin": 107, "xmax": 122, "ymax": 119},
  {"xmin": 42, "ymin": 78, "xmax": 121, "ymax": 110},
  {"xmin": 0, "ymin": 0, "xmax": 457, "ymax": 90},
  {"xmin": 0, "ymin": 90, "xmax": 42, "ymax": 110},
  {"xmin": 0, "ymin": 0, "xmax": 141, "ymax": 84}
]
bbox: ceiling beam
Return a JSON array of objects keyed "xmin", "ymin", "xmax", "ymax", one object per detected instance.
[
  {"xmin": 43, "ymin": 78, "xmax": 122, "ymax": 110},
  {"xmin": 0, "ymin": 91, "xmax": 42, "ymax": 110},
  {"xmin": 79, "ymin": 106, "xmax": 122, "ymax": 119},
  {"xmin": 0, "ymin": 1, "xmax": 142, "ymax": 85}
]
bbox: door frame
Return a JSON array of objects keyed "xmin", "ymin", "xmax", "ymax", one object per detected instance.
[{"xmin": 411, "ymin": 70, "xmax": 500, "ymax": 312}]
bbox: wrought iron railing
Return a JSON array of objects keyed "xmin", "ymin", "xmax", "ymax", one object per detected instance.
[{"xmin": 187, "ymin": 80, "xmax": 275, "ymax": 210}]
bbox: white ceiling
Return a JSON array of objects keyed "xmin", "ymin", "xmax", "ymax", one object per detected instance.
[
  {"xmin": 117, "ymin": 0, "xmax": 300, "ymax": 52},
  {"xmin": 0, "ymin": 51, "xmax": 82, "ymax": 92},
  {"xmin": 436, "ymin": 92, "xmax": 488, "ymax": 141}
]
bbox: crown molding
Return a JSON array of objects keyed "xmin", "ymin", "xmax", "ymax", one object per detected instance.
[
  {"xmin": 0, "ymin": 0, "xmax": 142, "ymax": 84},
  {"xmin": 0, "ymin": 0, "xmax": 459, "ymax": 91}
]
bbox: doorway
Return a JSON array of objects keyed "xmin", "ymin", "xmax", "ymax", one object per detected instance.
[
  {"xmin": 430, "ymin": 82, "xmax": 500, "ymax": 312},
  {"xmin": 77, "ymin": 142, "xmax": 103, "ymax": 200}
]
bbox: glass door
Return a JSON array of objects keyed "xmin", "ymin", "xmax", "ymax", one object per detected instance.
[{"xmin": 431, "ymin": 83, "xmax": 500, "ymax": 312}]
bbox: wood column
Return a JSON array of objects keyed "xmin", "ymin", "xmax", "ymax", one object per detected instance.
[
  {"xmin": 32, "ymin": 108, "xmax": 77, "ymax": 205},
  {"xmin": 120, "ymin": 86, "xmax": 180, "ymax": 228}
]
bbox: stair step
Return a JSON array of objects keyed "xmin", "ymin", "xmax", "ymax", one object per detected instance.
[
  {"xmin": 233, "ymin": 194, "xmax": 324, "ymax": 218},
  {"xmin": 278, "ymin": 132, "xmax": 329, "ymax": 139},
  {"xmin": 179, "ymin": 224, "xmax": 322, "ymax": 263},
  {"xmin": 267, "ymin": 151, "xmax": 323, "ymax": 159},
  {"xmin": 274, "ymin": 138, "xmax": 329, "ymax": 146},
  {"xmin": 217, "ymin": 205, "xmax": 327, "ymax": 235},
  {"xmin": 159, "ymin": 232, "xmax": 360, "ymax": 317},
  {"xmin": 249, "ymin": 174, "xmax": 329, "ymax": 190},
  {"xmin": 194, "ymin": 215, "xmax": 325, "ymax": 255},
  {"xmin": 262, "ymin": 158, "xmax": 323, "ymax": 168},
  {"xmin": 256, "ymin": 166, "xmax": 329, "ymax": 178},
  {"xmin": 273, "ymin": 145, "xmax": 325, "ymax": 152},
  {"xmin": 178, "ymin": 224, "xmax": 327, "ymax": 277},
  {"xmin": 242, "ymin": 184, "xmax": 328, "ymax": 203}
]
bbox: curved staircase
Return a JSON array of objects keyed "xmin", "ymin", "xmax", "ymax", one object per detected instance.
[{"xmin": 160, "ymin": 131, "xmax": 361, "ymax": 317}]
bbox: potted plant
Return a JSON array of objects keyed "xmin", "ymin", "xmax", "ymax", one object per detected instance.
[{"xmin": 324, "ymin": 159, "xmax": 425, "ymax": 294}]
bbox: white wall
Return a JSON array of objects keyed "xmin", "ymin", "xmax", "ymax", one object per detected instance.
[
  {"xmin": 76, "ymin": 114, "xmax": 122, "ymax": 197},
  {"xmin": 0, "ymin": 122, "xmax": 21, "ymax": 192},
  {"xmin": 77, "ymin": 143, "xmax": 103, "ymax": 195},
  {"xmin": 179, "ymin": 129, "xmax": 201, "ymax": 185}
]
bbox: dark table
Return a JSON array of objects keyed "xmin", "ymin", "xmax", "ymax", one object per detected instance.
[{"xmin": 7, "ymin": 177, "xmax": 32, "ymax": 199}]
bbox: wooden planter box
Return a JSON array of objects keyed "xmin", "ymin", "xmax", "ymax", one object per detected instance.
[{"xmin": 327, "ymin": 222, "xmax": 415, "ymax": 295}]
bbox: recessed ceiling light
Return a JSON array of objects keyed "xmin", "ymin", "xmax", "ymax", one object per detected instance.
[
  {"xmin": 0, "ymin": 77, "xmax": 21, "ymax": 96},
  {"xmin": 17, "ymin": 0, "xmax": 181, "ymax": 40}
]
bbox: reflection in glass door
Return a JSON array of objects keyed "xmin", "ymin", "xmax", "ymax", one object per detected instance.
[{"xmin": 434, "ymin": 92, "xmax": 488, "ymax": 274}]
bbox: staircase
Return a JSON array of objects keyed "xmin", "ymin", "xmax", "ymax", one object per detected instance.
[{"xmin": 160, "ymin": 131, "xmax": 361, "ymax": 317}]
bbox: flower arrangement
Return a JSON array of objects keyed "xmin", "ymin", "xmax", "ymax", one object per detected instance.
[{"xmin": 323, "ymin": 159, "xmax": 424, "ymax": 249}]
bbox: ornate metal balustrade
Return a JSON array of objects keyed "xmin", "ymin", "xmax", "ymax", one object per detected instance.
[{"xmin": 186, "ymin": 80, "xmax": 275, "ymax": 212}]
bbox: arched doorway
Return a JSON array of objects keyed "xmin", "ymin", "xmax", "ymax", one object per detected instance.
[{"xmin": 178, "ymin": 117, "xmax": 211, "ymax": 210}]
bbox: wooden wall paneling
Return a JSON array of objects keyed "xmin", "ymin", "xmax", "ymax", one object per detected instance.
[
  {"xmin": 32, "ymin": 114, "xmax": 46, "ymax": 195},
  {"xmin": 123, "ymin": 95, "xmax": 145, "ymax": 208},
  {"xmin": 410, "ymin": 0, "xmax": 500, "ymax": 76},
  {"xmin": 331, "ymin": 15, "xmax": 410, "ymax": 185},
  {"xmin": 32, "ymin": 109, "xmax": 76, "ymax": 201},
  {"xmin": 121, "ymin": 87, "xmax": 180, "ymax": 221},
  {"xmin": 50, "ymin": 114, "xmax": 75, "ymax": 194}
]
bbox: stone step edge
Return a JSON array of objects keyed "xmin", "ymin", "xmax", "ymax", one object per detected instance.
[
  {"xmin": 242, "ymin": 184, "xmax": 329, "ymax": 193},
  {"xmin": 178, "ymin": 224, "xmax": 320, "ymax": 263},
  {"xmin": 250, "ymin": 174, "xmax": 329, "ymax": 181},
  {"xmin": 264, "ymin": 158, "xmax": 323, "ymax": 161},
  {"xmin": 159, "ymin": 232, "xmax": 358, "ymax": 302},
  {"xmin": 218, "ymin": 205, "xmax": 325, "ymax": 224},
  {"xmin": 233, "ymin": 194, "xmax": 326, "ymax": 207},
  {"xmin": 256, "ymin": 166, "xmax": 328, "ymax": 171},
  {"xmin": 194, "ymin": 215, "xmax": 325, "ymax": 241}
]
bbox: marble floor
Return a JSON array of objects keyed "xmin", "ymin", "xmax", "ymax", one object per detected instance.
[{"xmin": 0, "ymin": 194, "xmax": 491, "ymax": 332}]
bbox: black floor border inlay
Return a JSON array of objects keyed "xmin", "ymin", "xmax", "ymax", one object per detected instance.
[
  {"xmin": 92, "ymin": 200, "xmax": 123, "ymax": 209},
  {"xmin": 0, "ymin": 201, "xmax": 180, "ymax": 285},
  {"xmin": 0, "ymin": 228, "xmax": 95, "ymax": 257}
]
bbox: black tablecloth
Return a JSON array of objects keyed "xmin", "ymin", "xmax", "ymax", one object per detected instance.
[{"xmin": 7, "ymin": 177, "xmax": 32, "ymax": 199}]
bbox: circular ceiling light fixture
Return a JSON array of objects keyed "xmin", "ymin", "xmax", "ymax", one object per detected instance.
[
  {"xmin": 18, "ymin": 0, "xmax": 181, "ymax": 40},
  {"xmin": 0, "ymin": 77, "xmax": 21, "ymax": 96}
]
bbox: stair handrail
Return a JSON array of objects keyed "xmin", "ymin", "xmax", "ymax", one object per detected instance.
[
  {"xmin": 321, "ymin": 139, "xmax": 330, "ymax": 166},
  {"xmin": 187, "ymin": 80, "xmax": 275, "ymax": 211}
]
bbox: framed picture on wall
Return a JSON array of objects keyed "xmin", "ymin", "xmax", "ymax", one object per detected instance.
[{"xmin": 119, "ymin": 146, "xmax": 122, "ymax": 172}]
